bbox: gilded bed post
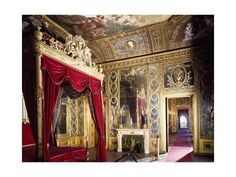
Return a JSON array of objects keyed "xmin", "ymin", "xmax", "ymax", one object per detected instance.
[{"xmin": 34, "ymin": 26, "xmax": 43, "ymax": 161}]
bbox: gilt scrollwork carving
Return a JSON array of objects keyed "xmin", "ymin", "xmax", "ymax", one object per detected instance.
[
  {"xmin": 164, "ymin": 62, "xmax": 194, "ymax": 89},
  {"xmin": 35, "ymin": 26, "xmax": 104, "ymax": 77}
]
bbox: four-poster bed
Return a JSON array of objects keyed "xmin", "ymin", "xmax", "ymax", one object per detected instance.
[{"xmin": 22, "ymin": 26, "xmax": 106, "ymax": 162}]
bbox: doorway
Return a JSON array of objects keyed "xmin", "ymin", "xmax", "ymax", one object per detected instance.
[
  {"xmin": 165, "ymin": 96, "xmax": 194, "ymax": 161},
  {"xmin": 166, "ymin": 96, "xmax": 193, "ymax": 152}
]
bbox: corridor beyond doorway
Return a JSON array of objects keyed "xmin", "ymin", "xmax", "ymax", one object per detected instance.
[{"xmin": 166, "ymin": 128, "xmax": 193, "ymax": 162}]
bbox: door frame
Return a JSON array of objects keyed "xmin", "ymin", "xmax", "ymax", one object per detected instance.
[{"xmin": 160, "ymin": 91, "xmax": 199, "ymax": 153}]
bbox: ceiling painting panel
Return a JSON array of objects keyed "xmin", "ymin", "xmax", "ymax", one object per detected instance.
[
  {"xmin": 111, "ymin": 32, "xmax": 151, "ymax": 59},
  {"xmin": 47, "ymin": 15, "xmax": 171, "ymax": 41}
]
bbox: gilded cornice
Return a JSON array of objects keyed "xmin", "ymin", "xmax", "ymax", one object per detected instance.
[{"xmin": 101, "ymin": 45, "xmax": 210, "ymax": 71}]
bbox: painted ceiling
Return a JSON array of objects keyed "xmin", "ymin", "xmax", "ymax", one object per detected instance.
[
  {"xmin": 22, "ymin": 15, "xmax": 213, "ymax": 64},
  {"xmin": 47, "ymin": 15, "xmax": 171, "ymax": 41}
]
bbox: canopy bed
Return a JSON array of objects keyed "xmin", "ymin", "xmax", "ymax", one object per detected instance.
[{"xmin": 22, "ymin": 26, "xmax": 106, "ymax": 162}]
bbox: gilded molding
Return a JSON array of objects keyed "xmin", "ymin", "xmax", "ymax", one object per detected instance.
[{"xmin": 101, "ymin": 46, "xmax": 210, "ymax": 71}]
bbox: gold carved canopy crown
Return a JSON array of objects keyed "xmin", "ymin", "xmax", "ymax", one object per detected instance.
[{"xmin": 34, "ymin": 26, "xmax": 104, "ymax": 81}]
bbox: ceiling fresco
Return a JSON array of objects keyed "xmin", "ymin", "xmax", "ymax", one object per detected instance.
[
  {"xmin": 22, "ymin": 15, "xmax": 213, "ymax": 64},
  {"xmin": 47, "ymin": 15, "xmax": 171, "ymax": 41}
]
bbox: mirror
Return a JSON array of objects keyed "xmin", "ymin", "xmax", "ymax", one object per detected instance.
[
  {"xmin": 120, "ymin": 66, "xmax": 148, "ymax": 128},
  {"xmin": 56, "ymin": 97, "xmax": 67, "ymax": 134}
]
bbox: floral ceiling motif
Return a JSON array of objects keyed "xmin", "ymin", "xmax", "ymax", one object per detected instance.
[{"xmin": 47, "ymin": 15, "xmax": 171, "ymax": 41}]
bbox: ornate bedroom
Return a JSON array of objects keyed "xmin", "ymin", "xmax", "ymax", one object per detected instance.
[{"xmin": 22, "ymin": 15, "xmax": 214, "ymax": 162}]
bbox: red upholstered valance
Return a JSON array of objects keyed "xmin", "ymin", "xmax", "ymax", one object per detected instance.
[{"xmin": 41, "ymin": 55, "xmax": 106, "ymax": 161}]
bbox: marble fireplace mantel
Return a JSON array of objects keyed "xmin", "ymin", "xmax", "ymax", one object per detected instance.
[{"xmin": 116, "ymin": 128, "xmax": 150, "ymax": 154}]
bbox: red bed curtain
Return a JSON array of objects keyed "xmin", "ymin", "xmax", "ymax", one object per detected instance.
[
  {"xmin": 41, "ymin": 55, "xmax": 106, "ymax": 162},
  {"xmin": 22, "ymin": 54, "xmax": 37, "ymax": 147}
]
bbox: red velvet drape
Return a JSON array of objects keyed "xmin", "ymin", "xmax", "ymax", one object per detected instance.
[
  {"xmin": 42, "ymin": 70, "xmax": 60, "ymax": 161},
  {"xmin": 41, "ymin": 55, "xmax": 106, "ymax": 162},
  {"xmin": 22, "ymin": 54, "xmax": 37, "ymax": 154}
]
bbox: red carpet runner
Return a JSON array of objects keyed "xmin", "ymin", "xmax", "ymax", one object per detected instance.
[{"xmin": 166, "ymin": 129, "xmax": 192, "ymax": 162}]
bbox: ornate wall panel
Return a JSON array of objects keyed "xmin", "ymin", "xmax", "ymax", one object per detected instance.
[
  {"xmin": 148, "ymin": 64, "xmax": 160, "ymax": 136},
  {"xmin": 149, "ymin": 24, "xmax": 165, "ymax": 52},
  {"xmin": 163, "ymin": 61, "xmax": 194, "ymax": 90},
  {"xmin": 111, "ymin": 32, "xmax": 151, "ymax": 59},
  {"xmin": 108, "ymin": 70, "xmax": 120, "ymax": 137},
  {"xmin": 101, "ymin": 44, "xmax": 213, "ymax": 152},
  {"xmin": 102, "ymin": 72, "xmax": 107, "ymax": 96}
]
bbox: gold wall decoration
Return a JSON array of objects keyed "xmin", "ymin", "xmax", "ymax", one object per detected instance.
[
  {"xmin": 101, "ymin": 43, "xmax": 213, "ymax": 153},
  {"xmin": 148, "ymin": 64, "xmax": 160, "ymax": 136},
  {"xmin": 101, "ymin": 45, "xmax": 209, "ymax": 71},
  {"xmin": 108, "ymin": 70, "xmax": 120, "ymax": 137},
  {"xmin": 163, "ymin": 61, "xmax": 194, "ymax": 90}
]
